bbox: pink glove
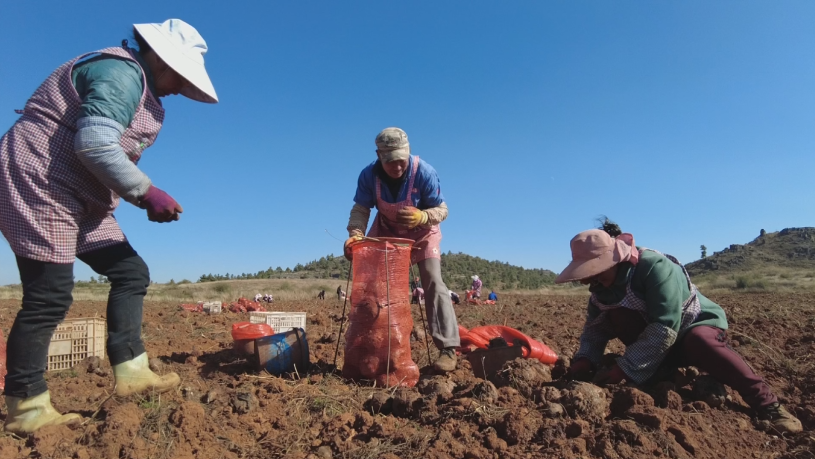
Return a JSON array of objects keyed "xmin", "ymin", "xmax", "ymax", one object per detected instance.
[{"xmin": 138, "ymin": 185, "xmax": 183, "ymax": 223}]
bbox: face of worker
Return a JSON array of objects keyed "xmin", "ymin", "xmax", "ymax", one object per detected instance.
[
  {"xmin": 380, "ymin": 158, "xmax": 409, "ymax": 179},
  {"xmin": 580, "ymin": 265, "xmax": 618, "ymax": 288},
  {"xmin": 146, "ymin": 51, "xmax": 192, "ymax": 97}
]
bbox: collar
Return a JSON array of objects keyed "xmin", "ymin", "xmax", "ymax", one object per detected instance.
[
  {"xmin": 588, "ymin": 262, "xmax": 634, "ymax": 295},
  {"xmin": 129, "ymin": 48, "xmax": 159, "ymax": 99}
]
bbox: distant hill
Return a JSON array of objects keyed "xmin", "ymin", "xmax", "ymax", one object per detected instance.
[
  {"xmin": 686, "ymin": 227, "xmax": 815, "ymax": 276},
  {"xmin": 198, "ymin": 252, "xmax": 556, "ymax": 290}
]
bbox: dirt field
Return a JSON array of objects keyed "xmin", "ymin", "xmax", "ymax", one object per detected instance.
[{"xmin": 0, "ymin": 292, "xmax": 812, "ymax": 459}]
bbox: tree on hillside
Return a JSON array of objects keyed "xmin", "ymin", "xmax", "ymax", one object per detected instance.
[
  {"xmin": 700, "ymin": 245, "xmax": 707, "ymax": 258},
  {"xmin": 196, "ymin": 252, "xmax": 555, "ymax": 289}
]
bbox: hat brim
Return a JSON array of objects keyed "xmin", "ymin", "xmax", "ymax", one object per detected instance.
[
  {"xmin": 134, "ymin": 23, "xmax": 218, "ymax": 103},
  {"xmin": 379, "ymin": 148, "xmax": 410, "ymax": 162},
  {"xmin": 555, "ymin": 250, "xmax": 618, "ymax": 284}
]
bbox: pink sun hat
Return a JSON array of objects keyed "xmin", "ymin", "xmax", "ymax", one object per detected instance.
[{"xmin": 555, "ymin": 230, "xmax": 638, "ymax": 283}]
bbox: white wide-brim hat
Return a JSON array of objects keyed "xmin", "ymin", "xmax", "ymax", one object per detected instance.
[{"xmin": 134, "ymin": 19, "xmax": 218, "ymax": 103}]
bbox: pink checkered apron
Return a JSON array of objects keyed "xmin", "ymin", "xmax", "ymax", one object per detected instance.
[
  {"xmin": 367, "ymin": 156, "xmax": 442, "ymax": 265},
  {"xmin": 0, "ymin": 46, "xmax": 164, "ymax": 263}
]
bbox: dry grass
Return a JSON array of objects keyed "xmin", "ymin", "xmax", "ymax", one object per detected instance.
[
  {"xmin": 0, "ymin": 278, "xmax": 344, "ymax": 302},
  {"xmin": 0, "ymin": 277, "xmax": 584, "ymax": 303},
  {"xmin": 4, "ymin": 265, "xmax": 810, "ymax": 304},
  {"xmin": 135, "ymin": 394, "xmax": 177, "ymax": 459},
  {"xmin": 693, "ymin": 267, "xmax": 815, "ymax": 294}
]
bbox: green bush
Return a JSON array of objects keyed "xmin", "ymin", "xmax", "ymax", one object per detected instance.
[
  {"xmin": 212, "ymin": 284, "xmax": 231, "ymax": 294},
  {"xmin": 735, "ymin": 276, "xmax": 767, "ymax": 290}
]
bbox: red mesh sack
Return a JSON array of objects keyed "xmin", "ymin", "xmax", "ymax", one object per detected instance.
[
  {"xmin": 231, "ymin": 322, "xmax": 274, "ymax": 340},
  {"xmin": 180, "ymin": 303, "xmax": 203, "ymax": 312},
  {"xmin": 231, "ymin": 297, "xmax": 265, "ymax": 312},
  {"xmin": 342, "ymin": 237, "xmax": 419, "ymax": 387}
]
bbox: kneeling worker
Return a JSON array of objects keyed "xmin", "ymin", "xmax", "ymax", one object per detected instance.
[{"xmin": 556, "ymin": 221, "xmax": 802, "ymax": 434}]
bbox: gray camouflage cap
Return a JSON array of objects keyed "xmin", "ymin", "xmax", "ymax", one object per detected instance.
[{"xmin": 375, "ymin": 127, "xmax": 410, "ymax": 162}]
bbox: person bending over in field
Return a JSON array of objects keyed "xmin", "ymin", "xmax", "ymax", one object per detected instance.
[{"xmin": 556, "ymin": 220, "xmax": 802, "ymax": 434}]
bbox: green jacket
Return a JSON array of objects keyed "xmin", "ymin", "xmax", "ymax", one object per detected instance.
[
  {"xmin": 71, "ymin": 50, "xmax": 157, "ymax": 128},
  {"xmin": 576, "ymin": 249, "xmax": 728, "ymax": 383}
]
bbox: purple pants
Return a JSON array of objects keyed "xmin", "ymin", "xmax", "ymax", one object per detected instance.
[
  {"xmin": 608, "ymin": 308, "xmax": 777, "ymax": 408},
  {"xmin": 680, "ymin": 326, "xmax": 777, "ymax": 408}
]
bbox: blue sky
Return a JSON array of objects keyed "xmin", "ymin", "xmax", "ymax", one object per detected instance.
[{"xmin": 1, "ymin": 1, "xmax": 814, "ymax": 284}]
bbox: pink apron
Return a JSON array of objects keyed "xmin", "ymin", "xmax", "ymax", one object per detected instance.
[
  {"xmin": 0, "ymin": 46, "xmax": 164, "ymax": 263},
  {"xmin": 367, "ymin": 156, "xmax": 442, "ymax": 265}
]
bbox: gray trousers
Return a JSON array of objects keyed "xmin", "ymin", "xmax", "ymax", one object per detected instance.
[{"xmin": 417, "ymin": 258, "xmax": 461, "ymax": 349}]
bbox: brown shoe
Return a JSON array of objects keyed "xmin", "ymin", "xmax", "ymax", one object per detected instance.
[
  {"xmin": 433, "ymin": 348, "xmax": 458, "ymax": 373},
  {"xmin": 758, "ymin": 403, "xmax": 803, "ymax": 434}
]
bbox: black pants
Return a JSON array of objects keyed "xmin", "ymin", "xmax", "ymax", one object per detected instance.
[{"xmin": 4, "ymin": 242, "xmax": 149, "ymax": 398}]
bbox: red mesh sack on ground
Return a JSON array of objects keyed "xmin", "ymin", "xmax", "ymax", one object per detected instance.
[
  {"xmin": 230, "ymin": 297, "xmax": 265, "ymax": 312},
  {"xmin": 343, "ymin": 237, "xmax": 419, "ymax": 387},
  {"xmin": 180, "ymin": 303, "xmax": 203, "ymax": 312},
  {"xmin": 458, "ymin": 325, "xmax": 558, "ymax": 365},
  {"xmin": 229, "ymin": 303, "xmax": 247, "ymax": 313},
  {"xmin": 231, "ymin": 322, "xmax": 274, "ymax": 340}
]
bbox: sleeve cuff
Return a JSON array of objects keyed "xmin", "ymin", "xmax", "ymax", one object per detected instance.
[{"xmin": 617, "ymin": 323, "xmax": 678, "ymax": 384}]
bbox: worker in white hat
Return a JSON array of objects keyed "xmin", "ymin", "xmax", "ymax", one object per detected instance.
[
  {"xmin": 471, "ymin": 275, "xmax": 483, "ymax": 299},
  {"xmin": 0, "ymin": 19, "xmax": 217, "ymax": 434}
]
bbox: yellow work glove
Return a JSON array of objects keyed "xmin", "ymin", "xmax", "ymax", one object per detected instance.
[
  {"xmin": 396, "ymin": 206, "xmax": 428, "ymax": 229},
  {"xmin": 344, "ymin": 235, "xmax": 364, "ymax": 260}
]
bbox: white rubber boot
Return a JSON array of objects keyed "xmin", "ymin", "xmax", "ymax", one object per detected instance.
[
  {"xmin": 4, "ymin": 391, "xmax": 82, "ymax": 435},
  {"xmin": 113, "ymin": 352, "xmax": 180, "ymax": 396}
]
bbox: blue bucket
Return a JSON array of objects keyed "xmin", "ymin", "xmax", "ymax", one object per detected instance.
[{"xmin": 254, "ymin": 328, "xmax": 310, "ymax": 376}]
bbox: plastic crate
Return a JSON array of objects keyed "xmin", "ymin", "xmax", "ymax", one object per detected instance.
[
  {"xmin": 200, "ymin": 301, "xmax": 222, "ymax": 314},
  {"xmin": 248, "ymin": 312, "xmax": 307, "ymax": 333},
  {"xmin": 47, "ymin": 318, "xmax": 106, "ymax": 371}
]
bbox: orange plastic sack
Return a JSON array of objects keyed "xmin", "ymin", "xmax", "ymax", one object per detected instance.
[
  {"xmin": 231, "ymin": 322, "xmax": 274, "ymax": 340},
  {"xmin": 458, "ymin": 325, "xmax": 558, "ymax": 365},
  {"xmin": 343, "ymin": 238, "xmax": 419, "ymax": 387}
]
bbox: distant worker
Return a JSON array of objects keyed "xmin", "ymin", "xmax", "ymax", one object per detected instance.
[
  {"xmin": 471, "ymin": 275, "xmax": 483, "ymax": 299},
  {"xmin": 449, "ymin": 291, "xmax": 461, "ymax": 305},
  {"xmin": 412, "ymin": 287, "xmax": 425, "ymax": 305},
  {"xmin": 410, "ymin": 276, "xmax": 421, "ymax": 304},
  {"xmin": 318, "ymin": 290, "xmax": 325, "ymax": 300},
  {"xmin": 557, "ymin": 220, "xmax": 802, "ymax": 435},
  {"xmin": 343, "ymin": 127, "xmax": 461, "ymax": 373},
  {"xmin": 488, "ymin": 290, "xmax": 497, "ymax": 302},
  {"xmin": 0, "ymin": 19, "xmax": 217, "ymax": 434},
  {"xmin": 254, "ymin": 293, "xmax": 262, "ymax": 302},
  {"xmin": 336, "ymin": 285, "xmax": 342, "ymax": 300},
  {"xmin": 263, "ymin": 294, "xmax": 273, "ymax": 303}
]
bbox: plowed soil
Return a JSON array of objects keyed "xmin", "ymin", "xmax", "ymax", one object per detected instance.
[{"xmin": 0, "ymin": 292, "xmax": 812, "ymax": 458}]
